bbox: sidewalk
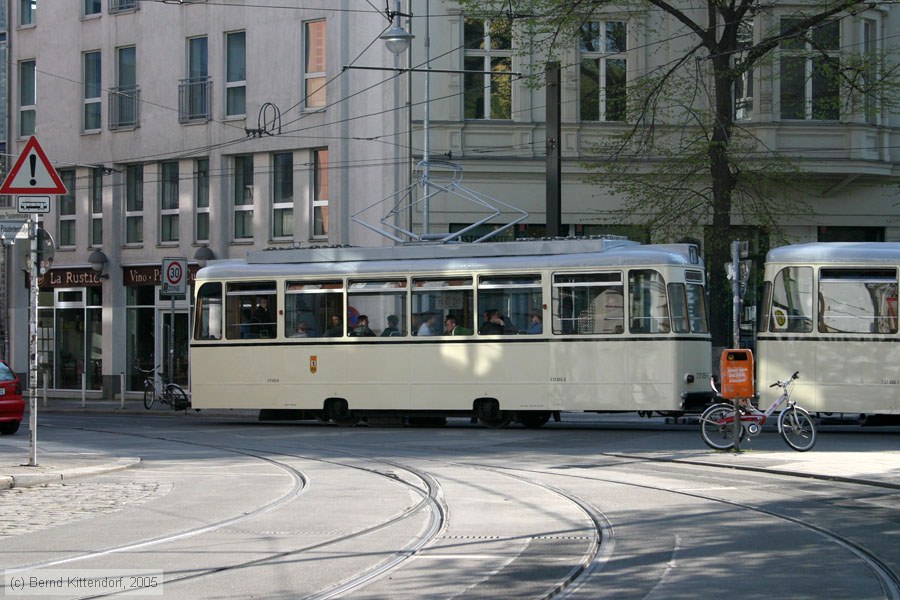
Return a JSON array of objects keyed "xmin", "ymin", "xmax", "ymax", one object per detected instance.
[{"xmin": 2, "ymin": 398, "xmax": 898, "ymax": 490}]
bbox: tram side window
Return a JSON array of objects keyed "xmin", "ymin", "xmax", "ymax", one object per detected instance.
[
  {"xmin": 552, "ymin": 273, "xmax": 623, "ymax": 335},
  {"xmin": 818, "ymin": 269, "xmax": 898, "ymax": 334},
  {"xmin": 769, "ymin": 267, "xmax": 813, "ymax": 333},
  {"xmin": 284, "ymin": 280, "xmax": 344, "ymax": 338},
  {"xmin": 667, "ymin": 284, "xmax": 690, "ymax": 333},
  {"xmin": 478, "ymin": 275, "xmax": 542, "ymax": 334},
  {"xmin": 629, "ymin": 270, "xmax": 670, "ymax": 334},
  {"xmin": 686, "ymin": 283, "xmax": 709, "ymax": 333},
  {"xmin": 412, "ymin": 277, "xmax": 474, "ymax": 336},
  {"xmin": 225, "ymin": 282, "xmax": 277, "ymax": 339},
  {"xmin": 194, "ymin": 282, "xmax": 222, "ymax": 340},
  {"xmin": 348, "ymin": 279, "xmax": 408, "ymax": 337}
]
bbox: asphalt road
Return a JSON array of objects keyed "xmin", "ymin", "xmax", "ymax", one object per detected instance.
[{"xmin": 1, "ymin": 412, "xmax": 898, "ymax": 599}]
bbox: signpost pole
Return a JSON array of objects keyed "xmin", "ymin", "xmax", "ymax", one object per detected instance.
[{"xmin": 28, "ymin": 215, "xmax": 39, "ymax": 466}]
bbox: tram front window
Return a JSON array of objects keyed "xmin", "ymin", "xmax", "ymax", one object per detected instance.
[{"xmin": 629, "ymin": 270, "xmax": 670, "ymax": 333}]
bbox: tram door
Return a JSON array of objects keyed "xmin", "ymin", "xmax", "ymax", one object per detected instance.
[{"xmin": 158, "ymin": 310, "xmax": 190, "ymax": 387}]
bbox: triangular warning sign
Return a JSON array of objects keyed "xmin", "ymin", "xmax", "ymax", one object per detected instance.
[{"xmin": 0, "ymin": 136, "xmax": 68, "ymax": 195}]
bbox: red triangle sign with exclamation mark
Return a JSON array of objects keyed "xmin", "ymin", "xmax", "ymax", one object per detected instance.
[{"xmin": 0, "ymin": 136, "xmax": 68, "ymax": 195}]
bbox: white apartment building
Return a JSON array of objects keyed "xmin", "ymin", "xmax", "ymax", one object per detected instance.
[{"xmin": 4, "ymin": 0, "xmax": 899, "ymax": 396}]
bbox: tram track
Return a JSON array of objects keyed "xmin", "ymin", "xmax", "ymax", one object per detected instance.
[
  {"xmin": 16, "ymin": 420, "xmax": 899, "ymax": 599},
  {"xmin": 452, "ymin": 455, "xmax": 900, "ymax": 600}
]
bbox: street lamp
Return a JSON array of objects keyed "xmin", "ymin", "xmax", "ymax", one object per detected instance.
[
  {"xmin": 193, "ymin": 245, "xmax": 215, "ymax": 268},
  {"xmin": 381, "ymin": 0, "xmax": 432, "ymax": 236},
  {"xmin": 88, "ymin": 249, "xmax": 109, "ymax": 280}
]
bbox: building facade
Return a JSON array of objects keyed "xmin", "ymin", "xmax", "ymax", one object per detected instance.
[{"xmin": 4, "ymin": 0, "xmax": 899, "ymax": 396}]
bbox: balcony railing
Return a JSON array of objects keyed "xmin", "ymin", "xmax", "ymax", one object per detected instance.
[
  {"xmin": 109, "ymin": 0, "xmax": 140, "ymax": 14},
  {"xmin": 108, "ymin": 85, "xmax": 140, "ymax": 130},
  {"xmin": 179, "ymin": 76, "xmax": 212, "ymax": 124},
  {"xmin": 109, "ymin": 0, "xmax": 138, "ymax": 14}
]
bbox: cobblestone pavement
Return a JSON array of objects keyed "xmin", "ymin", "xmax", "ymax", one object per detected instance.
[{"xmin": 0, "ymin": 479, "xmax": 168, "ymax": 540}]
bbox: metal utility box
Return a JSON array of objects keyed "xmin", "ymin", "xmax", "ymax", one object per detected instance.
[{"xmin": 720, "ymin": 349, "xmax": 754, "ymax": 399}]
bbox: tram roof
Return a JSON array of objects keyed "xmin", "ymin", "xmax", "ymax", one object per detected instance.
[
  {"xmin": 200, "ymin": 239, "xmax": 703, "ymax": 280},
  {"xmin": 767, "ymin": 242, "xmax": 900, "ymax": 265}
]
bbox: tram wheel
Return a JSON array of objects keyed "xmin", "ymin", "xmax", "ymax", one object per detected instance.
[
  {"xmin": 479, "ymin": 412, "xmax": 513, "ymax": 428},
  {"xmin": 516, "ymin": 412, "xmax": 551, "ymax": 429}
]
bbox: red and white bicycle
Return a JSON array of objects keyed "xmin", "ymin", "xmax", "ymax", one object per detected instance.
[{"xmin": 700, "ymin": 371, "xmax": 817, "ymax": 452}]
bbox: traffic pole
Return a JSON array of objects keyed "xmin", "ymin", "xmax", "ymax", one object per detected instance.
[{"xmin": 27, "ymin": 214, "xmax": 39, "ymax": 466}]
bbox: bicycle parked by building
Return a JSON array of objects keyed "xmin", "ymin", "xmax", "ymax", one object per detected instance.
[
  {"xmin": 139, "ymin": 365, "xmax": 190, "ymax": 411},
  {"xmin": 700, "ymin": 371, "xmax": 817, "ymax": 452}
]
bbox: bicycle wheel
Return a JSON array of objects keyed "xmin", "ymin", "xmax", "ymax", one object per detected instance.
[
  {"xmin": 143, "ymin": 384, "xmax": 156, "ymax": 410},
  {"xmin": 700, "ymin": 404, "xmax": 741, "ymax": 450},
  {"xmin": 165, "ymin": 384, "xmax": 190, "ymax": 411},
  {"xmin": 778, "ymin": 406, "xmax": 816, "ymax": 452}
]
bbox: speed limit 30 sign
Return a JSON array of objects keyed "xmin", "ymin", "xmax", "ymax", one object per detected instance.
[{"xmin": 161, "ymin": 257, "xmax": 188, "ymax": 296}]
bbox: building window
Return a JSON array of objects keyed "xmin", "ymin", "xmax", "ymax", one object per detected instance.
[
  {"xmin": 125, "ymin": 164, "xmax": 143, "ymax": 244},
  {"xmin": 83, "ymin": 0, "xmax": 101, "ymax": 17},
  {"xmin": 83, "ymin": 51, "xmax": 102, "ymax": 131},
  {"xmin": 579, "ymin": 20, "xmax": 627, "ymax": 122},
  {"xmin": 110, "ymin": 46, "xmax": 138, "ymax": 129},
  {"xmin": 109, "ymin": 0, "xmax": 137, "ymax": 14},
  {"xmin": 180, "ymin": 36, "xmax": 210, "ymax": 123},
  {"xmin": 19, "ymin": 0, "xmax": 35, "ymax": 26},
  {"xmin": 225, "ymin": 31, "xmax": 246, "ymax": 117},
  {"xmin": 19, "ymin": 60, "xmax": 36, "ymax": 137},
  {"xmin": 58, "ymin": 170, "xmax": 76, "ymax": 247},
  {"xmin": 195, "ymin": 158, "xmax": 209, "ymax": 243},
  {"xmin": 780, "ymin": 18, "xmax": 840, "ymax": 120},
  {"xmin": 304, "ymin": 20, "xmax": 326, "ymax": 109},
  {"xmin": 733, "ymin": 19, "xmax": 754, "ymax": 121},
  {"xmin": 312, "ymin": 149, "xmax": 328, "ymax": 239},
  {"xmin": 463, "ymin": 17, "xmax": 512, "ymax": 120},
  {"xmin": 862, "ymin": 18, "xmax": 878, "ymax": 125},
  {"xmin": 272, "ymin": 152, "xmax": 293, "ymax": 239},
  {"xmin": 90, "ymin": 167, "xmax": 103, "ymax": 246},
  {"xmin": 160, "ymin": 161, "xmax": 179, "ymax": 243},
  {"xmin": 233, "ymin": 155, "xmax": 253, "ymax": 240}
]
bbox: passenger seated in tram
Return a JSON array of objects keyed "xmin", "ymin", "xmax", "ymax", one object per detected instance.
[
  {"xmin": 526, "ymin": 312, "xmax": 543, "ymax": 334},
  {"xmin": 350, "ymin": 314, "xmax": 376, "ymax": 337},
  {"xmin": 323, "ymin": 314, "xmax": 344, "ymax": 337},
  {"xmin": 290, "ymin": 322, "xmax": 312, "ymax": 337},
  {"xmin": 418, "ymin": 312, "xmax": 441, "ymax": 336},
  {"xmin": 381, "ymin": 314, "xmax": 401, "ymax": 336},
  {"xmin": 444, "ymin": 315, "xmax": 472, "ymax": 336},
  {"xmin": 479, "ymin": 309, "xmax": 505, "ymax": 335}
]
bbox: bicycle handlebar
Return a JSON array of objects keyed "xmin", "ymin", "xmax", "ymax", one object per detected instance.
[{"xmin": 770, "ymin": 371, "xmax": 800, "ymax": 388}]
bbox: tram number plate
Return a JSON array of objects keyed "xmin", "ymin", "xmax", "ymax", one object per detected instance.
[{"xmin": 0, "ymin": 388, "xmax": 5, "ymax": 395}]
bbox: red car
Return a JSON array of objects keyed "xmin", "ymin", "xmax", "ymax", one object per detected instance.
[{"xmin": 0, "ymin": 360, "xmax": 24, "ymax": 435}]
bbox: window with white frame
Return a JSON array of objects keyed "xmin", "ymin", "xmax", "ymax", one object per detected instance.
[
  {"xmin": 20, "ymin": 0, "xmax": 35, "ymax": 26},
  {"xmin": 90, "ymin": 167, "xmax": 103, "ymax": 246},
  {"xmin": 862, "ymin": 18, "xmax": 878, "ymax": 125},
  {"xmin": 463, "ymin": 17, "xmax": 512, "ymax": 120},
  {"xmin": 311, "ymin": 149, "xmax": 328, "ymax": 239},
  {"xmin": 233, "ymin": 155, "xmax": 254, "ymax": 240},
  {"xmin": 83, "ymin": 51, "xmax": 102, "ymax": 131},
  {"xmin": 19, "ymin": 60, "xmax": 36, "ymax": 137},
  {"xmin": 125, "ymin": 164, "xmax": 143, "ymax": 244},
  {"xmin": 111, "ymin": 46, "xmax": 138, "ymax": 129},
  {"xmin": 109, "ymin": 0, "xmax": 137, "ymax": 14},
  {"xmin": 58, "ymin": 170, "xmax": 76, "ymax": 247},
  {"xmin": 779, "ymin": 18, "xmax": 840, "ymax": 120},
  {"xmin": 225, "ymin": 31, "xmax": 246, "ymax": 117},
  {"xmin": 733, "ymin": 19, "xmax": 754, "ymax": 121},
  {"xmin": 195, "ymin": 158, "xmax": 209, "ymax": 243},
  {"xmin": 83, "ymin": 0, "xmax": 100, "ymax": 17},
  {"xmin": 579, "ymin": 20, "xmax": 627, "ymax": 122},
  {"xmin": 272, "ymin": 152, "xmax": 293, "ymax": 239},
  {"xmin": 304, "ymin": 20, "xmax": 326, "ymax": 109},
  {"xmin": 160, "ymin": 161, "xmax": 179, "ymax": 243}
]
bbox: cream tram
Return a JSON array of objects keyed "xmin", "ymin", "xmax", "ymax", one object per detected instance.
[
  {"xmin": 758, "ymin": 242, "xmax": 900, "ymax": 418},
  {"xmin": 190, "ymin": 238, "xmax": 713, "ymax": 426}
]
